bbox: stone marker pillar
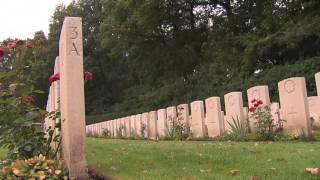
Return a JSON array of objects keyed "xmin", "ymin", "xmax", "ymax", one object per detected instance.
[
  {"xmin": 205, "ymin": 97, "xmax": 224, "ymax": 137},
  {"xmin": 141, "ymin": 113, "xmax": 149, "ymax": 138},
  {"xmin": 191, "ymin": 100, "xmax": 205, "ymax": 138},
  {"xmin": 157, "ymin": 109, "xmax": 167, "ymax": 138},
  {"xmin": 316, "ymin": 72, "xmax": 320, "ymax": 96},
  {"xmin": 149, "ymin": 111, "xmax": 158, "ymax": 139},
  {"xmin": 59, "ymin": 17, "xmax": 86, "ymax": 179},
  {"xmin": 308, "ymin": 96, "xmax": 320, "ymax": 127},
  {"xmin": 177, "ymin": 104, "xmax": 190, "ymax": 128},
  {"xmin": 135, "ymin": 114, "xmax": 142, "ymax": 137},
  {"xmin": 224, "ymin": 92, "xmax": 244, "ymax": 131},
  {"xmin": 278, "ymin": 77, "xmax": 311, "ymax": 135}
]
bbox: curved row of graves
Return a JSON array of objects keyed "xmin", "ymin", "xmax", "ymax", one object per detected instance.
[{"xmin": 87, "ymin": 73, "xmax": 320, "ymax": 139}]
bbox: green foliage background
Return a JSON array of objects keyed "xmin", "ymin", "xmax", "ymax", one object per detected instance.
[{"xmin": 4, "ymin": 0, "xmax": 320, "ymax": 124}]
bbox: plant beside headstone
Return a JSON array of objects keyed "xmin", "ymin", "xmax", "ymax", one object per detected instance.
[
  {"xmin": 224, "ymin": 117, "xmax": 251, "ymax": 141},
  {"xmin": 164, "ymin": 108, "xmax": 191, "ymax": 140},
  {"xmin": 0, "ymin": 39, "xmax": 67, "ymax": 178},
  {"xmin": 249, "ymin": 99, "xmax": 285, "ymax": 141}
]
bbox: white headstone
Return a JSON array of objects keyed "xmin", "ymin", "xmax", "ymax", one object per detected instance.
[
  {"xmin": 191, "ymin": 101, "xmax": 205, "ymax": 138},
  {"xmin": 278, "ymin": 77, "xmax": 311, "ymax": 135}
]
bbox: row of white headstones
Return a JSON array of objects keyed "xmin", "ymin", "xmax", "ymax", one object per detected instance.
[
  {"xmin": 45, "ymin": 17, "xmax": 87, "ymax": 179},
  {"xmin": 86, "ymin": 73, "xmax": 320, "ymax": 139}
]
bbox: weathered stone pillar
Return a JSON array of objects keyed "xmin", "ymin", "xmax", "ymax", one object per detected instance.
[{"xmin": 59, "ymin": 17, "xmax": 87, "ymax": 179}]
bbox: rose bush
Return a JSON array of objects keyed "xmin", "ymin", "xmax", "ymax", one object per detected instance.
[{"xmin": 249, "ymin": 99, "xmax": 285, "ymax": 141}]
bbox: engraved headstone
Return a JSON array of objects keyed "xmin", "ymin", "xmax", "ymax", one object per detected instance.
[
  {"xmin": 205, "ymin": 97, "xmax": 224, "ymax": 137},
  {"xmin": 247, "ymin": 86, "xmax": 271, "ymax": 131},
  {"xmin": 278, "ymin": 77, "xmax": 311, "ymax": 135},
  {"xmin": 224, "ymin": 92, "xmax": 244, "ymax": 131},
  {"xmin": 191, "ymin": 101, "xmax": 205, "ymax": 138}
]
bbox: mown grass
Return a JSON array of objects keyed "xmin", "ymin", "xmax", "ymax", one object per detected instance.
[
  {"xmin": 86, "ymin": 138, "xmax": 320, "ymax": 180},
  {"xmin": 0, "ymin": 148, "xmax": 7, "ymax": 160}
]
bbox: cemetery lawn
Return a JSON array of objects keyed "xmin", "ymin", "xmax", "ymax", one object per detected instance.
[{"xmin": 86, "ymin": 138, "xmax": 320, "ymax": 180}]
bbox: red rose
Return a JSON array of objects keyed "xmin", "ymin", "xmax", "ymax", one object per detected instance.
[
  {"xmin": 84, "ymin": 71, "xmax": 93, "ymax": 81},
  {"xmin": 257, "ymin": 100, "xmax": 263, "ymax": 105},
  {"xmin": 254, "ymin": 103, "xmax": 259, "ymax": 108},
  {"xmin": 25, "ymin": 95, "xmax": 34, "ymax": 104},
  {"xmin": 249, "ymin": 107, "xmax": 256, "ymax": 113},
  {"xmin": 48, "ymin": 73, "xmax": 60, "ymax": 84},
  {"xmin": 251, "ymin": 99, "xmax": 257, "ymax": 103},
  {"xmin": 0, "ymin": 46, "xmax": 5, "ymax": 57}
]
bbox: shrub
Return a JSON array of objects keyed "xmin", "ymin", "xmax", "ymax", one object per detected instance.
[
  {"xmin": 249, "ymin": 99, "xmax": 285, "ymax": 141},
  {"xmin": 0, "ymin": 85, "xmax": 60, "ymax": 161},
  {"xmin": 0, "ymin": 154, "xmax": 68, "ymax": 179}
]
